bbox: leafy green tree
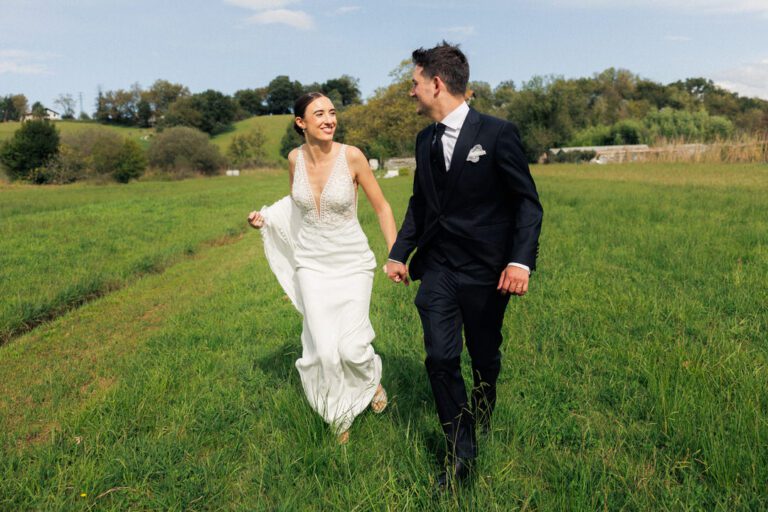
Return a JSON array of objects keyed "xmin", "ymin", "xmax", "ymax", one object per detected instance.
[
  {"xmin": 31, "ymin": 101, "xmax": 47, "ymax": 119},
  {"xmin": 162, "ymin": 90, "xmax": 236, "ymax": 135},
  {"xmin": 145, "ymin": 79, "xmax": 190, "ymax": 119},
  {"xmin": 94, "ymin": 85, "xmax": 142, "ymax": 125},
  {"xmin": 1, "ymin": 94, "xmax": 28, "ymax": 122},
  {"xmin": 161, "ymin": 97, "xmax": 203, "ymax": 131},
  {"xmin": 191, "ymin": 90, "xmax": 236, "ymax": 135},
  {"xmin": 467, "ymin": 81, "xmax": 496, "ymax": 116},
  {"xmin": 0, "ymin": 120, "xmax": 60, "ymax": 181},
  {"xmin": 266, "ymin": 75, "xmax": 302, "ymax": 114},
  {"xmin": 321, "ymin": 75, "xmax": 362, "ymax": 108},
  {"xmin": 342, "ymin": 75, "xmax": 428, "ymax": 161},
  {"xmin": 234, "ymin": 88, "xmax": 268, "ymax": 117},
  {"xmin": 136, "ymin": 98, "xmax": 153, "ymax": 128}
]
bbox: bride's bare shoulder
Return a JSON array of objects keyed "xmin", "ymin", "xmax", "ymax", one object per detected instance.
[
  {"xmin": 287, "ymin": 147, "xmax": 300, "ymax": 165},
  {"xmin": 344, "ymin": 145, "xmax": 368, "ymax": 166}
]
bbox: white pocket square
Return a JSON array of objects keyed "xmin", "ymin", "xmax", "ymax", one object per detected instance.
[{"xmin": 466, "ymin": 144, "xmax": 486, "ymax": 163}]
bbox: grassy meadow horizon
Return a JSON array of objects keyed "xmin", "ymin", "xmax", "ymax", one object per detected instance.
[{"xmin": 1, "ymin": 162, "xmax": 767, "ymax": 509}]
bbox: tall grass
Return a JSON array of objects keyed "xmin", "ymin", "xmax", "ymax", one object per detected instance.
[
  {"xmin": 644, "ymin": 133, "xmax": 768, "ymax": 164},
  {"xmin": 1, "ymin": 163, "xmax": 767, "ymax": 510}
]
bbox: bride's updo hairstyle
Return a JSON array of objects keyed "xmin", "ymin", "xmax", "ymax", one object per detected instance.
[{"xmin": 293, "ymin": 92, "xmax": 328, "ymax": 136}]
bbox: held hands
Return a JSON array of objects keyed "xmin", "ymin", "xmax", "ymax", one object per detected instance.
[
  {"xmin": 247, "ymin": 211, "xmax": 264, "ymax": 229},
  {"xmin": 497, "ymin": 265, "xmax": 529, "ymax": 296},
  {"xmin": 385, "ymin": 260, "xmax": 410, "ymax": 286}
]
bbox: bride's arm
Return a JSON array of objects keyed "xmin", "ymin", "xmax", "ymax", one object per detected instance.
[
  {"xmin": 347, "ymin": 146, "xmax": 397, "ymax": 253},
  {"xmin": 248, "ymin": 148, "xmax": 299, "ymax": 230}
]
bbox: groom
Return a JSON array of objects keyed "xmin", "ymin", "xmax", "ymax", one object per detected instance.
[{"xmin": 386, "ymin": 42, "xmax": 543, "ymax": 488}]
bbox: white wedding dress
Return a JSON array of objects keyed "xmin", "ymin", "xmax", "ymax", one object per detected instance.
[{"xmin": 259, "ymin": 144, "xmax": 381, "ymax": 434}]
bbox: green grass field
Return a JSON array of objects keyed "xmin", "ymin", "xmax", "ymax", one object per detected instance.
[{"xmin": 1, "ymin": 163, "xmax": 767, "ymax": 510}]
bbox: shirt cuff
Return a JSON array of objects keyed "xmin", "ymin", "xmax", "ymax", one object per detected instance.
[
  {"xmin": 387, "ymin": 258, "xmax": 404, "ymax": 265},
  {"xmin": 507, "ymin": 262, "xmax": 531, "ymax": 274}
]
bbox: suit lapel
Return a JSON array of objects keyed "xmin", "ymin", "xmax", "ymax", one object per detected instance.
[
  {"xmin": 420, "ymin": 124, "xmax": 441, "ymax": 210},
  {"xmin": 441, "ymin": 108, "xmax": 481, "ymax": 207}
]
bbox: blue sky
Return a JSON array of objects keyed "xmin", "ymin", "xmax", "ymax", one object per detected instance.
[{"xmin": 2, "ymin": 0, "xmax": 767, "ymax": 114}]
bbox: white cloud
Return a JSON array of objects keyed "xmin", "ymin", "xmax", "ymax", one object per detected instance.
[
  {"xmin": 713, "ymin": 59, "xmax": 768, "ymax": 100},
  {"xmin": 443, "ymin": 25, "xmax": 476, "ymax": 37},
  {"xmin": 664, "ymin": 35, "xmax": 692, "ymax": 42},
  {"xmin": 546, "ymin": 0, "xmax": 768, "ymax": 15},
  {"xmin": 224, "ymin": 0, "xmax": 299, "ymax": 10},
  {"xmin": 246, "ymin": 9, "xmax": 314, "ymax": 30},
  {"xmin": 336, "ymin": 6, "xmax": 361, "ymax": 14},
  {"xmin": 0, "ymin": 49, "xmax": 52, "ymax": 75},
  {"xmin": 0, "ymin": 62, "xmax": 47, "ymax": 75},
  {"xmin": 225, "ymin": 0, "xmax": 314, "ymax": 29}
]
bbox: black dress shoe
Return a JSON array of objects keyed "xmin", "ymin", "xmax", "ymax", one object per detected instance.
[{"xmin": 435, "ymin": 458, "xmax": 473, "ymax": 492}]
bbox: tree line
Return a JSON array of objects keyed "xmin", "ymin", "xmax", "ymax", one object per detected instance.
[
  {"xmin": 336, "ymin": 67, "xmax": 768, "ymax": 163},
  {"xmin": 0, "ymin": 74, "xmax": 361, "ymax": 134},
  {"xmin": 3, "ymin": 66, "xmax": 768, "ymax": 184}
]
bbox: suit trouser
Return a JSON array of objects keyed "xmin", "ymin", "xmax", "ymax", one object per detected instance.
[{"xmin": 414, "ymin": 257, "xmax": 510, "ymax": 460}]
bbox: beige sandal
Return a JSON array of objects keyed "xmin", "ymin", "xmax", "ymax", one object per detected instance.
[{"xmin": 371, "ymin": 384, "xmax": 388, "ymax": 414}]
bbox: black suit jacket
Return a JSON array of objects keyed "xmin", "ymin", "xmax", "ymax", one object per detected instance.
[{"xmin": 389, "ymin": 107, "xmax": 543, "ymax": 281}]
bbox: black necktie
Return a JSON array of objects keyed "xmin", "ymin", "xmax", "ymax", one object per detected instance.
[
  {"xmin": 431, "ymin": 123, "xmax": 447, "ymax": 173},
  {"xmin": 431, "ymin": 123, "xmax": 447, "ymax": 192}
]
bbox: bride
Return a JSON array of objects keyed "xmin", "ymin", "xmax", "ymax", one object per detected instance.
[{"xmin": 247, "ymin": 92, "xmax": 398, "ymax": 444}]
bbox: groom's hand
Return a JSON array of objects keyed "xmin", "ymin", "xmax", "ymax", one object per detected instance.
[
  {"xmin": 386, "ymin": 260, "xmax": 410, "ymax": 286},
  {"xmin": 497, "ymin": 265, "xmax": 529, "ymax": 296}
]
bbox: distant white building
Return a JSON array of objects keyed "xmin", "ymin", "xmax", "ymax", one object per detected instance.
[{"xmin": 21, "ymin": 108, "xmax": 61, "ymax": 122}]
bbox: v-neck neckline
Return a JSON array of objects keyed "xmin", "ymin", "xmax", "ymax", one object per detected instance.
[{"xmin": 300, "ymin": 144, "xmax": 343, "ymax": 218}]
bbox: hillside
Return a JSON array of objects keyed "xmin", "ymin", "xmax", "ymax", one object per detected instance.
[
  {"xmin": 0, "ymin": 120, "xmax": 154, "ymax": 147},
  {"xmin": 210, "ymin": 114, "xmax": 292, "ymax": 164}
]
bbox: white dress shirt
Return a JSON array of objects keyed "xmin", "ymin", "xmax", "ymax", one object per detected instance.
[{"xmin": 438, "ymin": 101, "xmax": 470, "ymax": 172}]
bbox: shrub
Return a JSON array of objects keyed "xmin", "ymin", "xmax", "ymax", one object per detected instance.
[
  {"xmin": 147, "ymin": 126, "xmax": 226, "ymax": 176},
  {"xmin": 548, "ymin": 150, "xmax": 597, "ymax": 164},
  {"xmin": 113, "ymin": 139, "xmax": 147, "ymax": 183},
  {"xmin": 91, "ymin": 131, "xmax": 126, "ymax": 176},
  {"xmin": 29, "ymin": 144, "xmax": 87, "ymax": 184},
  {"xmin": 0, "ymin": 120, "xmax": 60, "ymax": 181},
  {"xmin": 56, "ymin": 129, "xmax": 146, "ymax": 183},
  {"xmin": 570, "ymin": 125, "xmax": 612, "ymax": 146},
  {"xmin": 227, "ymin": 128, "xmax": 267, "ymax": 168},
  {"xmin": 609, "ymin": 119, "xmax": 646, "ymax": 145}
]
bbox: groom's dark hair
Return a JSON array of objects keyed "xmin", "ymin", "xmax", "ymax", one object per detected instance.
[{"xmin": 412, "ymin": 41, "xmax": 469, "ymax": 96}]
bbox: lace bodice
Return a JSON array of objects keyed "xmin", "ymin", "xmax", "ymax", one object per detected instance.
[{"xmin": 292, "ymin": 144, "xmax": 357, "ymax": 226}]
